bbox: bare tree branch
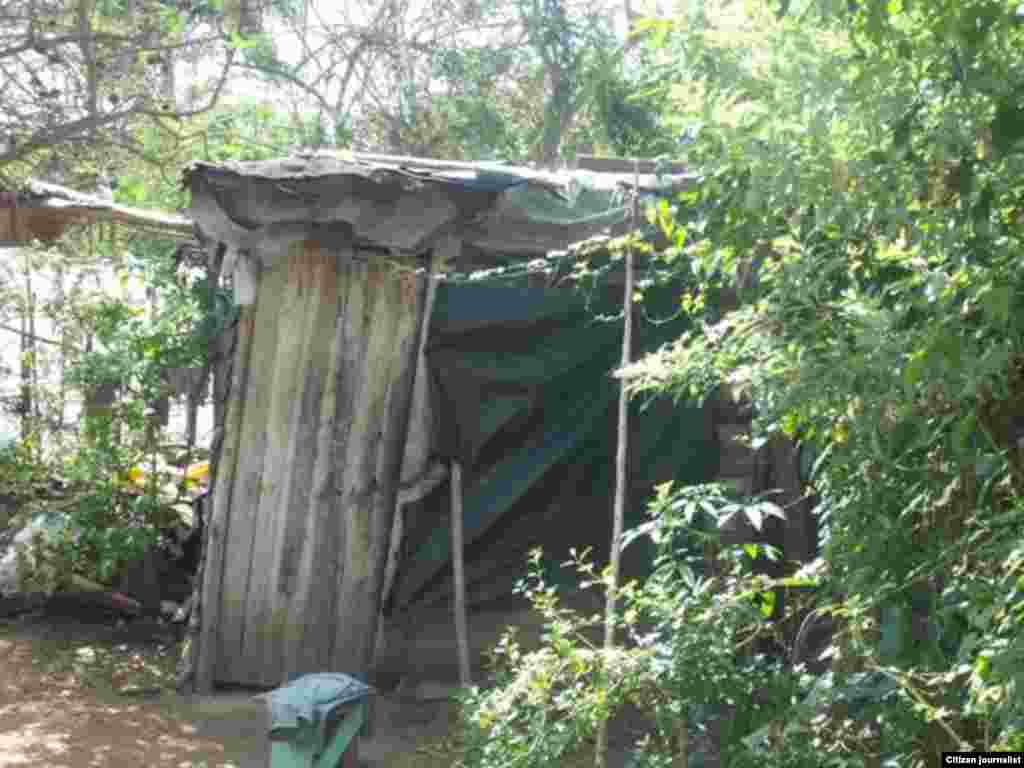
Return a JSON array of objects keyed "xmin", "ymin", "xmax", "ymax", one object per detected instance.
[
  {"xmin": 0, "ymin": 107, "xmax": 138, "ymax": 164},
  {"xmin": 233, "ymin": 61, "xmax": 334, "ymax": 115},
  {"xmin": 0, "ymin": 321, "xmax": 71, "ymax": 348},
  {"xmin": 0, "ymin": 0, "xmax": 245, "ymax": 170},
  {"xmin": 78, "ymin": 0, "xmax": 98, "ymax": 120}
]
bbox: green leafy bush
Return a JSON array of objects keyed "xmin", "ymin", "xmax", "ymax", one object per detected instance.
[{"xmin": 459, "ymin": 485, "xmax": 826, "ymax": 768}]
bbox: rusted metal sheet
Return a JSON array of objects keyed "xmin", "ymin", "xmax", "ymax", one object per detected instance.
[{"xmin": 0, "ymin": 181, "xmax": 192, "ymax": 245}]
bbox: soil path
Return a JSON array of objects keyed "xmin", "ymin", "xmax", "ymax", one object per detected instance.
[
  {"xmin": 1, "ymin": 594, "xmax": 638, "ymax": 768},
  {"xmin": 0, "ymin": 614, "xmax": 454, "ymax": 768},
  {"xmin": 1, "ymin": 614, "xmax": 268, "ymax": 768}
]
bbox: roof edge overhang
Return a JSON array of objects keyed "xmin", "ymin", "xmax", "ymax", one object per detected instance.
[
  {"xmin": 186, "ymin": 151, "xmax": 695, "ymax": 260},
  {"xmin": 0, "ymin": 179, "xmax": 194, "ymax": 245}
]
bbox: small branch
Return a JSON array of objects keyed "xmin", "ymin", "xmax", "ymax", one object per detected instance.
[
  {"xmin": 0, "ymin": 107, "xmax": 137, "ymax": 164},
  {"xmin": 233, "ymin": 61, "xmax": 334, "ymax": 115},
  {"xmin": 0, "ymin": 321, "xmax": 72, "ymax": 349},
  {"xmin": 78, "ymin": 0, "xmax": 99, "ymax": 120}
]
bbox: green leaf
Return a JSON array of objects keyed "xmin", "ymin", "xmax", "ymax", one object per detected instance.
[
  {"xmin": 953, "ymin": 414, "xmax": 977, "ymax": 456},
  {"xmin": 903, "ymin": 351, "xmax": 925, "ymax": 388},
  {"xmin": 991, "ymin": 92, "xmax": 1024, "ymax": 155},
  {"xmin": 974, "ymin": 653, "xmax": 991, "ymax": 682},
  {"xmin": 228, "ymin": 31, "xmax": 258, "ymax": 50},
  {"xmin": 982, "ymin": 284, "xmax": 1012, "ymax": 327},
  {"xmin": 879, "ymin": 601, "xmax": 908, "ymax": 660},
  {"xmin": 779, "ymin": 576, "xmax": 819, "ymax": 588},
  {"xmin": 634, "ymin": 18, "xmax": 672, "ymax": 49}
]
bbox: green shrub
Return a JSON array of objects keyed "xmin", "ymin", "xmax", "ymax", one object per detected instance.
[{"xmin": 458, "ymin": 486, "xmax": 823, "ymax": 768}]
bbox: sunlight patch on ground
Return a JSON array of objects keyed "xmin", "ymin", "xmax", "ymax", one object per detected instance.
[{"xmin": 0, "ymin": 720, "xmax": 72, "ymax": 767}]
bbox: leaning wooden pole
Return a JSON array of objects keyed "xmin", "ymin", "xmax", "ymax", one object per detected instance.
[
  {"xmin": 451, "ymin": 460, "xmax": 472, "ymax": 686},
  {"xmin": 594, "ymin": 164, "xmax": 638, "ymax": 768}
]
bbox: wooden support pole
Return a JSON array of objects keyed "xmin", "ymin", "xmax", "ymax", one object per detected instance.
[
  {"xmin": 451, "ymin": 459, "xmax": 472, "ymax": 687},
  {"xmin": 595, "ymin": 163, "xmax": 638, "ymax": 768},
  {"xmin": 375, "ymin": 244, "xmax": 448, "ymax": 671}
]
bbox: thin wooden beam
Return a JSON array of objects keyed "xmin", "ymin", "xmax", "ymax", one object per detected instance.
[
  {"xmin": 451, "ymin": 459, "xmax": 472, "ymax": 687},
  {"xmin": 375, "ymin": 244, "xmax": 447, "ymax": 670},
  {"xmin": 595, "ymin": 161, "xmax": 639, "ymax": 768}
]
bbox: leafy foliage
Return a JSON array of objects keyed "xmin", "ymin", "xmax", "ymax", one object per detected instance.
[
  {"xmin": 456, "ymin": 1, "xmax": 1024, "ymax": 766},
  {"xmin": 459, "ymin": 490, "xmax": 824, "ymax": 768},
  {"xmin": 612, "ymin": 0, "xmax": 1024, "ymax": 762},
  {"xmin": 0, "ymin": 95, "xmax": 303, "ymax": 590}
]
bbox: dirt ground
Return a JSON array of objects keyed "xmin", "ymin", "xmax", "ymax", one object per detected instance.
[
  {"xmin": 0, "ymin": 612, "xmax": 459, "ymax": 768},
  {"xmin": 0, "ymin": 592, "xmax": 645, "ymax": 768}
]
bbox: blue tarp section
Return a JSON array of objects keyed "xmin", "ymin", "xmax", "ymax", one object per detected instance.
[{"xmin": 393, "ymin": 268, "xmax": 720, "ymax": 607}]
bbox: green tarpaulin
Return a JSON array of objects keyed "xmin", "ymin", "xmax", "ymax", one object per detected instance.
[{"xmin": 392, "ymin": 267, "xmax": 720, "ymax": 608}]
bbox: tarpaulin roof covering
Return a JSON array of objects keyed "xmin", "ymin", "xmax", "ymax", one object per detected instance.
[
  {"xmin": 393, "ymin": 264, "xmax": 720, "ymax": 608},
  {"xmin": 186, "ymin": 151, "xmax": 694, "ymax": 258}
]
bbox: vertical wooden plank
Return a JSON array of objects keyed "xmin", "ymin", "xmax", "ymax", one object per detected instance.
[
  {"xmin": 322, "ymin": 255, "xmax": 370, "ymax": 665},
  {"xmin": 276, "ymin": 242, "xmax": 345, "ymax": 680},
  {"xmin": 375, "ymin": 244, "xmax": 448, "ymax": 670},
  {"xmin": 212, "ymin": 254, "xmax": 284, "ymax": 684},
  {"xmin": 258, "ymin": 243, "xmax": 334, "ymax": 681},
  {"xmin": 240, "ymin": 242, "xmax": 324, "ymax": 685},
  {"xmin": 195, "ymin": 305, "xmax": 256, "ymax": 693},
  {"xmin": 287, "ymin": 246, "xmax": 354, "ymax": 679},
  {"xmin": 330, "ymin": 259, "xmax": 390, "ymax": 672},
  {"xmin": 330, "ymin": 259, "xmax": 426, "ymax": 676},
  {"xmin": 363, "ymin": 264, "xmax": 429, "ymax": 670}
]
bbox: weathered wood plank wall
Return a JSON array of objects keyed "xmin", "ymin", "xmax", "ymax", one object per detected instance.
[
  {"xmin": 328, "ymin": 252, "xmax": 426, "ymax": 676},
  {"xmin": 195, "ymin": 303, "xmax": 256, "ymax": 692},
  {"xmin": 196, "ymin": 239, "xmax": 427, "ymax": 688}
]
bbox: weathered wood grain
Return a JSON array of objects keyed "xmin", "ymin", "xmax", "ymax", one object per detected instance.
[
  {"xmin": 375, "ymin": 244, "xmax": 448, "ymax": 668},
  {"xmin": 276, "ymin": 241, "xmax": 346, "ymax": 680},
  {"xmin": 330, "ymin": 259, "xmax": 425, "ymax": 676},
  {"xmin": 195, "ymin": 306, "xmax": 255, "ymax": 693},
  {"xmin": 240, "ymin": 242, "xmax": 325, "ymax": 685},
  {"xmin": 198, "ymin": 237, "xmax": 426, "ymax": 686},
  {"xmin": 211, "ymin": 251, "xmax": 284, "ymax": 685}
]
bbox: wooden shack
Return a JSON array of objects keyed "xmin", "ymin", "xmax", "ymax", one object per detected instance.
[{"xmin": 184, "ymin": 152, "xmax": 709, "ymax": 691}]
